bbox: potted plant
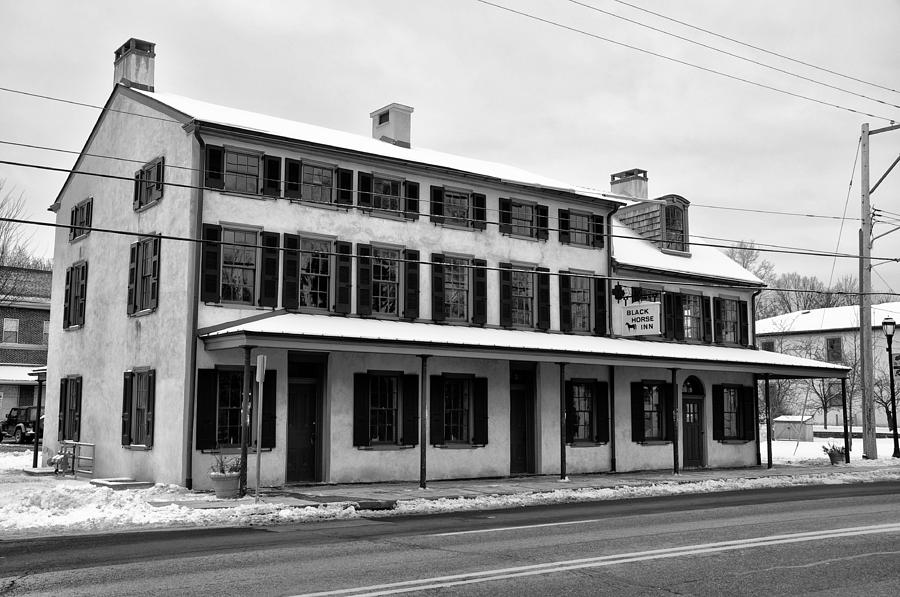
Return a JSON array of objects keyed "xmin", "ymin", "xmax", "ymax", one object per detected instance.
[
  {"xmin": 209, "ymin": 454, "xmax": 241, "ymax": 498},
  {"xmin": 822, "ymin": 443, "xmax": 846, "ymax": 465}
]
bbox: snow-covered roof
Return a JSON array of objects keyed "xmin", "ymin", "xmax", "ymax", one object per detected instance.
[
  {"xmin": 0, "ymin": 365, "xmax": 40, "ymax": 385},
  {"xmin": 611, "ymin": 215, "xmax": 764, "ymax": 285},
  {"xmin": 773, "ymin": 415, "xmax": 814, "ymax": 423},
  {"xmin": 132, "ymin": 89, "xmax": 611, "ymax": 200},
  {"xmin": 757, "ymin": 302, "xmax": 900, "ymax": 335},
  {"xmin": 200, "ymin": 313, "xmax": 845, "ymax": 378}
]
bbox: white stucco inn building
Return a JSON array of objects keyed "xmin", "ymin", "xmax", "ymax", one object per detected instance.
[{"xmin": 44, "ymin": 40, "xmax": 847, "ymax": 489}]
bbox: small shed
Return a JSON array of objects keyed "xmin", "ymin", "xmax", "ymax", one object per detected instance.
[{"xmin": 772, "ymin": 415, "xmax": 814, "ymax": 442}]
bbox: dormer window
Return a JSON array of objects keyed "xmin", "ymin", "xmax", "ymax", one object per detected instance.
[
  {"xmin": 378, "ymin": 111, "xmax": 389, "ymax": 125},
  {"xmin": 664, "ymin": 204, "xmax": 685, "ymax": 252}
]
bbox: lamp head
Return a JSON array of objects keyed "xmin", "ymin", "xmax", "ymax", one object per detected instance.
[{"xmin": 883, "ymin": 317, "xmax": 896, "ymax": 339}]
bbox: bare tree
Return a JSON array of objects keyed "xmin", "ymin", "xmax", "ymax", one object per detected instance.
[
  {"xmin": 725, "ymin": 240, "xmax": 778, "ymax": 318},
  {"xmin": 873, "ymin": 371, "xmax": 895, "ymax": 432},
  {"xmin": 0, "ymin": 179, "xmax": 47, "ymax": 305}
]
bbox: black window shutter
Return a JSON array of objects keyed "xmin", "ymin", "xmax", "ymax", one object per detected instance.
[
  {"xmin": 282, "ymin": 234, "xmax": 300, "ymax": 310},
  {"xmin": 536, "ymin": 205, "xmax": 549, "ymax": 240},
  {"xmin": 740, "ymin": 386, "xmax": 756, "ymax": 440},
  {"xmin": 353, "ymin": 373, "xmax": 370, "ymax": 447},
  {"xmin": 148, "ymin": 237, "xmax": 160, "ymax": 311},
  {"xmin": 536, "ymin": 267, "xmax": 550, "ymax": 331},
  {"xmin": 663, "ymin": 383, "xmax": 674, "ymax": 441},
  {"xmin": 594, "ymin": 278, "xmax": 608, "ymax": 336},
  {"xmin": 146, "ymin": 370, "xmax": 155, "ymax": 447},
  {"xmin": 154, "ymin": 157, "xmax": 165, "ymax": 202},
  {"xmin": 401, "ymin": 374, "xmax": 419, "ymax": 446},
  {"xmin": 702, "ymin": 296, "xmax": 712, "ymax": 343},
  {"xmin": 631, "ymin": 382, "xmax": 645, "ymax": 443},
  {"xmin": 122, "ymin": 371, "xmax": 134, "ymax": 446},
  {"xmin": 403, "ymin": 249, "xmax": 420, "ymax": 320},
  {"xmin": 558, "ymin": 209, "xmax": 570, "ymax": 244},
  {"xmin": 472, "ymin": 377, "xmax": 489, "ymax": 445},
  {"xmin": 58, "ymin": 378, "xmax": 68, "ymax": 442},
  {"xmin": 127, "ymin": 242, "xmax": 139, "ymax": 315},
  {"xmin": 632, "ymin": 287, "xmax": 643, "ymax": 303},
  {"xmin": 358, "ymin": 172, "xmax": 373, "ymax": 208},
  {"xmin": 85, "ymin": 199, "xmax": 92, "ymax": 229},
  {"xmin": 559, "ymin": 273, "xmax": 572, "ymax": 332},
  {"xmin": 713, "ymin": 298, "xmax": 723, "ymax": 343},
  {"xmin": 262, "ymin": 155, "xmax": 281, "ymax": 197},
  {"xmin": 285, "ymin": 158, "xmax": 302, "ymax": 199},
  {"xmin": 63, "ymin": 267, "xmax": 72, "ymax": 328},
  {"xmin": 337, "ymin": 168, "xmax": 354, "ymax": 205},
  {"xmin": 334, "ymin": 241, "xmax": 353, "ymax": 314},
  {"xmin": 472, "ymin": 193, "xmax": 486, "ymax": 229},
  {"xmin": 565, "ymin": 380, "xmax": 575, "ymax": 444},
  {"xmin": 195, "ymin": 369, "xmax": 218, "ymax": 450},
  {"xmin": 259, "ymin": 232, "xmax": 280, "ymax": 307},
  {"xmin": 133, "ymin": 172, "xmax": 142, "ymax": 210},
  {"xmin": 712, "ymin": 385, "xmax": 724, "ymax": 440},
  {"xmin": 595, "ymin": 381, "xmax": 610, "ymax": 443},
  {"xmin": 591, "ymin": 215, "xmax": 605, "ymax": 249},
  {"xmin": 429, "ymin": 375, "xmax": 445, "ymax": 445},
  {"xmin": 357, "ymin": 244, "xmax": 372, "ymax": 316},
  {"xmin": 674, "ymin": 294, "xmax": 685, "ymax": 340},
  {"xmin": 431, "ymin": 253, "xmax": 445, "ymax": 322},
  {"xmin": 69, "ymin": 207, "xmax": 77, "ymax": 241},
  {"xmin": 430, "ymin": 186, "xmax": 444, "ymax": 223},
  {"xmin": 72, "ymin": 378, "xmax": 82, "ymax": 442},
  {"xmin": 498, "ymin": 198, "xmax": 512, "ymax": 234},
  {"xmin": 205, "ymin": 145, "xmax": 224, "ymax": 189},
  {"xmin": 76, "ymin": 263, "xmax": 87, "ymax": 326},
  {"xmin": 201, "ymin": 224, "xmax": 222, "ymax": 303},
  {"xmin": 403, "ymin": 181, "xmax": 419, "ymax": 219},
  {"xmin": 261, "ymin": 370, "xmax": 277, "ymax": 449},
  {"xmin": 664, "ymin": 293, "xmax": 675, "ymax": 340},
  {"xmin": 473, "ymin": 259, "xmax": 487, "ymax": 326},
  {"xmin": 739, "ymin": 300, "xmax": 750, "ymax": 346},
  {"xmin": 499, "ymin": 263, "xmax": 512, "ymax": 328}
]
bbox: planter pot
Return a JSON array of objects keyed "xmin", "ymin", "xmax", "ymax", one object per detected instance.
[
  {"xmin": 209, "ymin": 472, "xmax": 241, "ymax": 498},
  {"xmin": 827, "ymin": 452, "xmax": 844, "ymax": 465}
]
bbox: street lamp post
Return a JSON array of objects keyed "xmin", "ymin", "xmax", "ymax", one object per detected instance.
[{"xmin": 881, "ymin": 317, "xmax": 900, "ymax": 458}]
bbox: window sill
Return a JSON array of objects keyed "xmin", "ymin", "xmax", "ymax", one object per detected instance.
[
  {"xmin": 134, "ymin": 200, "xmax": 160, "ymax": 213},
  {"xmin": 560, "ymin": 241, "xmax": 599, "ymax": 250},
  {"xmin": 567, "ymin": 442, "xmax": 608, "ymax": 448},
  {"xmin": 128, "ymin": 308, "xmax": 157, "ymax": 318},
  {"xmin": 356, "ymin": 444, "xmax": 416, "ymax": 451},
  {"xmin": 69, "ymin": 233, "xmax": 90, "ymax": 244},
  {"xmin": 660, "ymin": 248, "xmax": 691, "ymax": 257},
  {"xmin": 201, "ymin": 447, "xmax": 273, "ymax": 454},
  {"xmin": 63, "ymin": 325, "xmax": 83, "ymax": 331},
  {"xmin": 639, "ymin": 440, "xmax": 671, "ymax": 445},
  {"xmin": 0, "ymin": 343, "xmax": 47, "ymax": 350},
  {"xmin": 718, "ymin": 439, "xmax": 752, "ymax": 444},
  {"xmin": 219, "ymin": 190, "xmax": 269, "ymax": 201},
  {"xmin": 367, "ymin": 210, "xmax": 407, "ymax": 222},
  {"xmin": 123, "ymin": 444, "xmax": 151, "ymax": 451},
  {"xmin": 433, "ymin": 443, "xmax": 484, "ymax": 449},
  {"xmin": 501, "ymin": 232, "xmax": 542, "ymax": 242}
]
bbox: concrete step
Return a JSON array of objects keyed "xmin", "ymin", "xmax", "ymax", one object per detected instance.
[
  {"xmin": 90, "ymin": 478, "xmax": 155, "ymax": 490},
  {"xmin": 22, "ymin": 467, "xmax": 56, "ymax": 476}
]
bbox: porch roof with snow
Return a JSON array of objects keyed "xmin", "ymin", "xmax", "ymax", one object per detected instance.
[{"xmin": 199, "ymin": 313, "xmax": 847, "ymax": 379}]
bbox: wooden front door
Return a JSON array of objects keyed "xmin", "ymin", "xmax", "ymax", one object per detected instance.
[
  {"xmin": 286, "ymin": 381, "xmax": 317, "ymax": 483},
  {"xmin": 683, "ymin": 398, "xmax": 704, "ymax": 468},
  {"xmin": 509, "ymin": 365, "xmax": 536, "ymax": 474}
]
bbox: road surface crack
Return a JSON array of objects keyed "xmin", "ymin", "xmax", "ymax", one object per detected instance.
[{"xmin": 737, "ymin": 550, "xmax": 900, "ymax": 575}]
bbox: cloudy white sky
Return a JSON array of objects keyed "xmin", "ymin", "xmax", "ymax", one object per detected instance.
[{"xmin": 1, "ymin": 0, "xmax": 898, "ymax": 293}]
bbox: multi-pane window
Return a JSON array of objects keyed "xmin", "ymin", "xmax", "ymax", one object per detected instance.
[
  {"xmin": 369, "ymin": 374, "xmax": 399, "ymax": 443},
  {"xmin": 511, "ymin": 202, "xmax": 535, "ymax": 237},
  {"xmin": 682, "ymin": 294, "xmax": 703, "ymax": 340},
  {"xmin": 302, "ymin": 164, "xmax": 334, "ymax": 203},
  {"xmin": 216, "ymin": 369, "xmax": 244, "ymax": 447},
  {"xmin": 567, "ymin": 382, "xmax": 594, "ymax": 442},
  {"xmin": 665, "ymin": 204, "xmax": 686, "ymax": 251},
  {"xmin": 2, "ymin": 318, "xmax": 18, "ymax": 343},
  {"xmin": 133, "ymin": 157, "xmax": 164, "ymax": 210},
  {"xmin": 225, "ymin": 151, "xmax": 260, "ymax": 194},
  {"xmin": 761, "ymin": 340, "xmax": 775, "ymax": 352},
  {"xmin": 221, "ymin": 229, "xmax": 258, "ymax": 304},
  {"xmin": 372, "ymin": 247, "xmax": 400, "ymax": 316},
  {"xmin": 569, "ymin": 275, "xmax": 592, "ymax": 332},
  {"xmin": 511, "ymin": 268, "xmax": 535, "ymax": 326},
  {"xmin": 569, "ymin": 211, "xmax": 591, "ymax": 246},
  {"xmin": 373, "ymin": 176, "xmax": 401, "ymax": 213},
  {"xmin": 42, "ymin": 321, "xmax": 50, "ymax": 345},
  {"xmin": 826, "ymin": 337, "xmax": 843, "ymax": 363},
  {"xmin": 443, "ymin": 377, "xmax": 472, "ymax": 443},
  {"xmin": 63, "ymin": 261, "xmax": 88, "ymax": 328},
  {"xmin": 719, "ymin": 298, "xmax": 739, "ymax": 343},
  {"xmin": 69, "ymin": 198, "xmax": 92, "ymax": 241},
  {"xmin": 643, "ymin": 382, "xmax": 665, "ymax": 441},
  {"xmin": 122, "ymin": 369, "xmax": 155, "ymax": 447},
  {"xmin": 444, "ymin": 257, "xmax": 470, "ymax": 322},
  {"xmin": 196, "ymin": 368, "xmax": 272, "ymax": 451},
  {"xmin": 722, "ymin": 386, "xmax": 740, "ymax": 439},
  {"xmin": 443, "ymin": 189, "xmax": 470, "ymax": 226},
  {"xmin": 300, "ymin": 238, "xmax": 331, "ymax": 309},
  {"xmin": 128, "ymin": 236, "xmax": 160, "ymax": 314}
]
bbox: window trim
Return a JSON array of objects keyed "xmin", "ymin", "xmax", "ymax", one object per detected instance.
[
  {"xmin": 561, "ymin": 270, "xmax": 594, "ymax": 334},
  {"xmin": 222, "ymin": 145, "xmax": 263, "ymax": 195},
  {"xmin": 133, "ymin": 156, "xmax": 165, "ymax": 211},
  {"xmin": 440, "ymin": 185, "xmax": 473, "ymax": 228},
  {"xmin": 353, "ymin": 371, "xmax": 419, "ymax": 449},
  {"xmin": 219, "ymin": 225, "xmax": 261, "ymax": 306},
  {"xmin": 122, "ymin": 367, "xmax": 155, "ymax": 449},
  {"xmin": 442, "ymin": 253, "xmax": 474, "ymax": 324},
  {"xmin": 58, "ymin": 375, "xmax": 82, "ymax": 442},
  {"xmin": 2, "ymin": 318, "xmax": 18, "ymax": 344},
  {"xmin": 370, "ymin": 172, "xmax": 404, "ymax": 218},
  {"xmin": 69, "ymin": 197, "xmax": 93, "ymax": 241},
  {"xmin": 63, "ymin": 261, "xmax": 88, "ymax": 329},
  {"xmin": 368, "ymin": 243, "xmax": 404, "ymax": 318},
  {"xmin": 128, "ymin": 235, "xmax": 161, "ymax": 316},
  {"xmin": 298, "ymin": 234, "xmax": 336, "ymax": 312},
  {"xmin": 565, "ymin": 378, "xmax": 609, "ymax": 445},
  {"xmin": 299, "ymin": 160, "xmax": 338, "ymax": 205},
  {"xmin": 825, "ymin": 336, "xmax": 843, "ymax": 363}
]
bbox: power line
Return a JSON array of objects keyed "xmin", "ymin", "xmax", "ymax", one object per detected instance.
[
  {"xmin": 0, "ymin": 86, "xmax": 181, "ymax": 125},
  {"xmin": 825, "ymin": 136, "xmax": 862, "ymax": 287},
  {"xmin": 0, "ymin": 158, "xmax": 877, "ymax": 261},
  {"xmin": 566, "ymin": 0, "xmax": 900, "ymax": 110},
  {"xmin": 608, "ymin": 0, "xmax": 900, "ymax": 96},
  {"xmin": 474, "ymin": 0, "xmax": 897, "ymax": 122}
]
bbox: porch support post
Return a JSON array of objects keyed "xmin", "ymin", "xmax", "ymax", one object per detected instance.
[
  {"xmin": 753, "ymin": 375, "xmax": 761, "ymax": 466},
  {"xmin": 419, "ymin": 355, "xmax": 429, "ymax": 489},
  {"xmin": 764, "ymin": 374, "xmax": 773, "ymax": 469},
  {"xmin": 32, "ymin": 375, "xmax": 45, "ymax": 469},
  {"xmin": 841, "ymin": 377, "xmax": 850, "ymax": 463},
  {"xmin": 671, "ymin": 368, "xmax": 679, "ymax": 475},
  {"xmin": 239, "ymin": 345, "xmax": 253, "ymax": 497},
  {"xmin": 558, "ymin": 362, "xmax": 567, "ymax": 481}
]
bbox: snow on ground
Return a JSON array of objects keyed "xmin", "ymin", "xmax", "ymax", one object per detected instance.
[{"xmin": 2, "ymin": 436, "xmax": 900, "ymax": 539}]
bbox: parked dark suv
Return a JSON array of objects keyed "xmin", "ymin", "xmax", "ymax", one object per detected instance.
[{"xmin": 1, "ymin": 406, "xmax": 43, "ymax": 443}]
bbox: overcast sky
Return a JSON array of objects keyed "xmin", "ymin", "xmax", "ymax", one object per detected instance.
[{"xmin": 1, "ymin": 0, "xmax": 899, "ymax": 294}]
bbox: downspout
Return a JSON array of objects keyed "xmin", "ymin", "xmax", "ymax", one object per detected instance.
[{"xmin": 183, "ymin": 125, "xmax": 206, "ymax": 489}]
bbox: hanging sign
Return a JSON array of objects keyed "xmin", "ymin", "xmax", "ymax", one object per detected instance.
[{"xmin": 617, "ymin": 301, "xmax": 661, "ymax": 336}]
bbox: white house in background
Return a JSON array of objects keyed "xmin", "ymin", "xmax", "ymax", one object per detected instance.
[
  {"xmin": 43, "ymin": 39, "xmax": 845, "ymax": 490},
  {"xmin": 756, "ymin": 302, "xmax": 900, "ymax": 428}
]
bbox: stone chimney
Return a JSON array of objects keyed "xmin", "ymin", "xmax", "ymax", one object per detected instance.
[
  {"xmin": 114, "ymin": 38, "xmax": 155, "ymax": 92},
  {"xmin": 610, "ymin": 169, "xmax": 648, "ymax": 201},
  {"xmin": 370, "ymin": 103, "xmax": 413, "ymax": 148}
]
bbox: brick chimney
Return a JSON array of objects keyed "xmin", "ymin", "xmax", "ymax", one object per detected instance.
[
  {"xmin": 370, "ymin": 103, "xmax": 413, "ymax": 148},
  {"xmin": 114, "ymin": 38, "xmax": 155, "ymax": 92},
  {"xmin": 610, "ymin": 169, "xmax": 648, "ymax": 200}
]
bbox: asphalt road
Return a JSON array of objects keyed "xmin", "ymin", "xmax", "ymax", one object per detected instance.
[{"xmin": 2, "ymin": 483, "xmax": 900, "ymax": 596}]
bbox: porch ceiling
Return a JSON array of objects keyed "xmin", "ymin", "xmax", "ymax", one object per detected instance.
[{"xmin": 198, "ymin": 312, "xmax": 848, "ymax": 380}]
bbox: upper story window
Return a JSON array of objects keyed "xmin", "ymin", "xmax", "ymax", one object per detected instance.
[
  {"xmin": 2, "ymin": 318, "xmax": 18, "ymax": 343},
  {"xmin": 558, "ymin": 210, "xmax": 604, "ymax": 249},
  {"xmin": 432, "ymin": 254, "xmax": 486, "ymax": 325},
  {"xmin": 511, "ymin": 267, "xmax": 534, "ymax": 327},
  {"xmin": 127, "ymin": 236, "xmax": 160, "ymax": 315},
  {"xmin": 299, "ymin": 238, "xmax": 332, "ymax": 310},
  {"xmin": 443, "ymin": 189, "xmax": 471, "ymax": 226},
  {"xmin": 500, "ymin": 264, "xmax": 550, "ymax": 330},
  {"xmin": 69, "ymin": 197, "xmax": 93, "ymax": 241},
  {"xmin": 221, "ymin": 228, "xmax": 258, "ymax": 304},
  {"xmin": 133, "ymin": 157, "xmax": 165, "ymax": 210},
  {"xmin": 225, "ymin": 150, "xmax": 260, "ymax": 194},
  {"xmin": 371, "ymin": 247, "xmax": 400, "ymax": 316},
  {"xmin": 681, "ymin": 294, "xmax": 703, "ymax": 340},
  {"xmin": 715, "ymin": 297, "xmax": 740, "ymax": 343},
  {"xmin": 63, "ymin": 261, "xmax": 88, "ymax": 329},
  {"xmin": 664, "ymin": 204, "xmax": 686, "ymax": 252},
  {"xmin": 444, "ymin": 256, "xmax": 470, "ymax": 322},
  {"xmin": 373, "ymin": 175, "xmax": 402, "ymax": 214},
  {"xmin": 201, "ymin": 224, "xmax": 281, "ymax": 308},
  {"xmin": 826, "ymin": 337, "xmax": 843, "ymax": 363},
  {"xmin": 430, "ymin": 186, "xmax": 486, "ymax": 229},
  {"xmin": 560, "ymin": 272, "xmax": 601, "ymax": 334},
  {"xmin": 302, "ymin": 164, "xmax": 334, "ymax": 204},
  {"xmin": 500, "ymin": 198, "xmax": 548, "ymax": 240}
]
